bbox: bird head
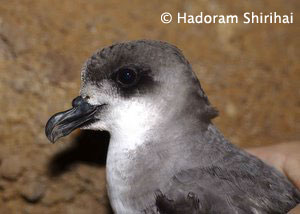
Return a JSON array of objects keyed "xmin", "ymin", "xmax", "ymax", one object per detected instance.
[{"xmin": 45, "ymin": 40, "xmax": 217, "ymax": 143}]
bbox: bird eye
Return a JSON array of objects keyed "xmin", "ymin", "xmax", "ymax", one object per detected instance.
[{"xmin": 116, "ymin": 67, "xmax": 138, "ymax": 86}]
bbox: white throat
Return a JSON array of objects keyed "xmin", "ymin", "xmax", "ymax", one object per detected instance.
[
  {"xmin": 105, "ymin": 99, "xmax": 162, "ymax": 213},
  {"xmin": 109, "ymin": 99, "xmax": 160, "ymax": 151}
]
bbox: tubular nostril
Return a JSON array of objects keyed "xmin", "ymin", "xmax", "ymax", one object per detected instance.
[{"xmin": 72, "ymin": 96, "xmax": 84, "ymax": 107}]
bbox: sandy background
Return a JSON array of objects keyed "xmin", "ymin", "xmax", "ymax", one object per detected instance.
[{"xmin": 0, "ymin": 0, "xmax": 299, "ymax": 213}]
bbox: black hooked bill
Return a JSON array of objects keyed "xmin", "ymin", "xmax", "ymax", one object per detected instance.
[{"xmin": 45, "ymin": 96, "xmax": 100, "ymax": 143}]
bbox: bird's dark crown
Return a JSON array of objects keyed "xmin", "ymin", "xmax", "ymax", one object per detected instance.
[{"xmin": 81, "ymin": 39, "xmax": 218, "ymax": 121}]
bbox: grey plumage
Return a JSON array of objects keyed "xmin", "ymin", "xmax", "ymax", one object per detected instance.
[{"xmin": 45, "ymin": 40, "xmax": 300, "ymax": 213}]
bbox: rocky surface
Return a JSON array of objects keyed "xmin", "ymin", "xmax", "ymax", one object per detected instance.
[
  {"xmin": 0, "ymin": 0, "xmax": 299, "ymax": 213},
  {"xmin": 0, "ymin": 155, "xmax": 24, "ymax": 181}
]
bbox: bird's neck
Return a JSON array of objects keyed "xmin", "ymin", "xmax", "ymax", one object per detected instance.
[
  {"xmin": 105, "ymin": 102, "xmax": 231, "ymax": 204},
  {"xmin": 106, "ymin": 96, "xmax": 228, "ymax": 177},
  {"xmin": 106, "ymin": 114, "xmax": 233, "ymax": 213}
]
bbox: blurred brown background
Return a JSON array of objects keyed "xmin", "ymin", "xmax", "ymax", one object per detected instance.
[{"xmin": 0, "ymin": 0, "xmax": 299, "ymax": 213}]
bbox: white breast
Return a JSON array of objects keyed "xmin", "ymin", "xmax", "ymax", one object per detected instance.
[{"xmin": 105, "ymin": 99, "xmax": 161, "ymax": 213}]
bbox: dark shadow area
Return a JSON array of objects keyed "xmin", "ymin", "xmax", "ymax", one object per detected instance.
[
  {"xmin": 47, "ymin": 130, "xmax": 110, "ymax": 177},
  {"xmin": 47, "ymin": 130, "xmax": 113, "ymax": 213}
]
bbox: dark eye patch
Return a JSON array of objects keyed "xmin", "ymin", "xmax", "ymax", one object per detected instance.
[
  {"xmin": 115, "ymin": 66, "xmax": 139, "ymax": 87},
  {"xmin": 111, "ymin": 64, "xmax": 157, "ymax": 98}
]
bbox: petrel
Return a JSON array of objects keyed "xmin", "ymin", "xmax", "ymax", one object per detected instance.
[{"xmin": 45, "ymin": 40, "xmax": 300, "ymax": 213}]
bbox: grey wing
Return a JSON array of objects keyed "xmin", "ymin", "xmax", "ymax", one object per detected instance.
[
  {"xmin": 153, "ymin": 169, "xmax": 256, "ymax": 214},
  {"xmin": 151, "ymin": 164, "xmax": 300, "ymax": 214}
]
